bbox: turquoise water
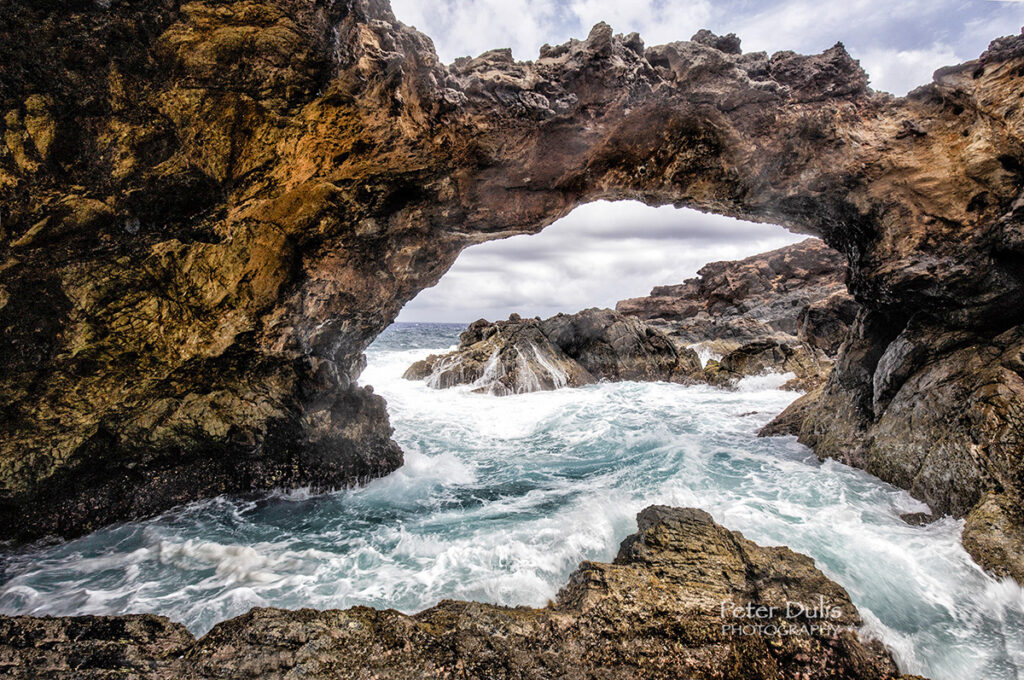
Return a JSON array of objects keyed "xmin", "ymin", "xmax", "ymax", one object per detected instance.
[{"xmin": 1, "ymin": 322, "xmax": 1022, "ymax": 679}]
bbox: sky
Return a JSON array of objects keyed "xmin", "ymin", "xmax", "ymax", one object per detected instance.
[{"xmin": 392, "ymin": 0, "xmax": 1024, "ymax": 322}]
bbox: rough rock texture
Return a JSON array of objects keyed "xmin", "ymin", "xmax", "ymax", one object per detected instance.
[
  {"xmin": 617, "ymin": 238, "xmax": 856, "ymax": 355},
  {"xmin": 1, "ymin": 0, "xmax": 1023, "ymax": 576},
  {"xmin": 765, "ymin": 320, "xmax": 1024, "ymax": 579},
  {"xmin": 404, "ymin": 308, "xmax": 702, "ymax": 394},
  {"xmin": 0, "ymin": 506, "xmax": 920, "ymax": 679},
  {"xmin": 0, "ymin": 614, "xmax": 194, "ymax": 678},
  {"xmin": 613, "ymin": 238, "xmax": 854, "ymax": 388},
  {"xmin": 704, "ymin": 340, "xmax": 834, "ymax": 391},
  {"xmin": 759, "ymin": 387, "xmax": 825, "ymax": 438},
  {"xmin": 962, "ymin": 492, "xmax": 1024, "ymax": 583}
]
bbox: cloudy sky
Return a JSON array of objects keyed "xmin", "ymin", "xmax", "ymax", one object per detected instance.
[{"xmin": 392, "ymin": 0, "xmax": 1024, "ymax": 322}]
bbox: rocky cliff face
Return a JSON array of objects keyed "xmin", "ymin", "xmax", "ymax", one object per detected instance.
[
  {"xmin": 615, "ymin": 238, "xmax": 855, "ymax": 390},
  {"xmin": 0, "ymin": 506, "xmax": 919, "ymax": 679},
  {"xmin": 404, "ymin": 308, "xmax": 703, "ymax": 394},
  {"xmin": 402, "ymin": 305, "xmax": 833, "ymax": 395},
  {"xmin": 1, "ymin": 1, "xmax": 1023, "ymax": 581},
  {"xmin": 617, "ymin": 238, "xmax": 857, "ymax": 354}
]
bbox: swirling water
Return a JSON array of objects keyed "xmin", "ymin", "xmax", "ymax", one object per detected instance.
[{"xmin": 1, "ymin": 322, "xmax": 1022, "ymax": 679}]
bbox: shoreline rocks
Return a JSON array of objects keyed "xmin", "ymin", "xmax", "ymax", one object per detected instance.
[
  {"xmin": 407, "ymin": 241, "xmax": 851, "ymax": 396},
  {"xmin": 761, "ymin": 320, "xmax": 1024, "ymax": 581},
  {"xmin": 404, "ymin": 309, "xmax": 704, "ymax": 394},
  {"xmin": 617, "ymin": 238, "xmax": 856, "ymax": 355},
  {"xmin": 0, "ymin": 506, "xmax": 922, "ymax": 679},
  {"xmin": 0, "ymin": 0, "xmax": 1022, "ymax": 594}
]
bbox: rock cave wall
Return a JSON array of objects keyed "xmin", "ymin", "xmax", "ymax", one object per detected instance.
[{"xmin": 0, "ymin": 0, "xmax": 1022, "ymax": 578}]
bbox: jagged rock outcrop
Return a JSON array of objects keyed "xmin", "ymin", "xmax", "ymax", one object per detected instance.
[
  {"xmin": 617, "ymin": 238, "xmax": 856, "ymax": 353},
  {"xmin": 616, "ymin": 238, "xmax": 856, "ymax": 390},
  {"xmin": 405, "ymin": 308, "xmax": 834, "ymax": 395},
  {"xmin": 404, "ymin": 308, "xmax": 703, "ymax": 394},
  {"xmin": 1, "ymin": 0, "xmax": 1023, "ymax": 582},
  {"xmin": 0, "ymin": 506, "xmax": 920, "ymax": 679},
  {"xmin": 962, "ymin": 492, "xmax": 1024, "ymax": 584},
  {"xmin": 703, "ymin": 340, "xmax": 834, "ymax": 391}
]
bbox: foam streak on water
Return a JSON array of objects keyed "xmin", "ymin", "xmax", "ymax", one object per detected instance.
[{"xmin": 1, "ymin": 323, "xmax": 1022, "ymax": 680}]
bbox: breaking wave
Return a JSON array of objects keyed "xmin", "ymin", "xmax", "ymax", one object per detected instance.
[{"xmin": 0, "ymin": 322, "xmax": 1021, "ymax": 680}]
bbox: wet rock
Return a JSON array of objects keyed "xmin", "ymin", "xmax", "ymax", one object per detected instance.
[
  {"xmin": 404, "ymin": 316, "xmax": 596, "ymax": 395},
  {"xmin": 759, "ymin": 386, "xmax": 825, "ymax": 437},
  {"xmin": 713, "ymin": 339, "xmax": 832, "ymax": 389},
  {"xmin": 404, "ymin": 308, "xmax": 702, "ymax": 394},
  {"xmin": 899, "ymin": 512, "xmax": 938, "ymax": 527},
  {"xmin": 0, "ymin": 0, "xmax": 1023, "ymax": 564},
  {"xmin": 962, "ymin": 492, "xmax": 1024, "ymax": 583},
  {"xmin": 0, "ymin": 507, "xmax": 920, "ymax": 679}
]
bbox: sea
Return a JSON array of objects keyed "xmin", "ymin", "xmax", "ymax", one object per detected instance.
[{"xmin": 1, "ymin": 322, "xmax": 1022, "ymax": 679}]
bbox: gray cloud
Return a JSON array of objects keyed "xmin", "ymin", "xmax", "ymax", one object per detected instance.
[{"xmin": 398, "ymin": 202, "xmax": 805, "ymax": 322}]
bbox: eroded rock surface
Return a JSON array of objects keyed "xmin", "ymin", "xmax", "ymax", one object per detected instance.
[
  {"xmin": 612, "ymin": 238, "xmax": 855, "ymax": 388},
  {"xmin": 962, "ymin": 492, "xmax": 1024, "ymax": 584},
  {"xmin": 617, "ymin": 238, "xmax": 856, "ymax": 355},
  {"xmin": 408, "ymin": 241, "xmax": 852, "ymax": 394},
  {"xmin": 404, "ymin": 308, "xmax": 702, "ymax": 394},
  {"xmin": 0, "ymin": 506, "xmax": 920, "ymax": 679},
  {"xmin": 0, "ymin": 0, "xmax": 1023, "ymax": 577}
]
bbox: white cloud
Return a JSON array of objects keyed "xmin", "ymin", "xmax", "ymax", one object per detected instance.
[
  {"xmin": 856, "ymin": 44, "xmax": 961, "ymax": 94},
  {"xmin": 398, "ymin": 202, "xmax": 805, "ymax": 322},
  {"xmin": 391, "ymin": 0, "xmax": 564, "ymax": 62},
  {"xmin": 567, "ymin": 0, "xmax": 712, "ymax": 47}
]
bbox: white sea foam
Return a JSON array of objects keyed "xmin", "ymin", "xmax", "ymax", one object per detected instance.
[
  {"xmin": 0, "ymin": 324, "xmax": 1020, "ymax": 680},
  {"xmin": 688, "ymin": 342, "xmax": 723, "ymax": 368}
]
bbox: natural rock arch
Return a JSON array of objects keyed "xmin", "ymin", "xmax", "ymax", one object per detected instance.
[{"xmin": 1, "ymin": 0, "xmax": 1022, "ymax": 571}]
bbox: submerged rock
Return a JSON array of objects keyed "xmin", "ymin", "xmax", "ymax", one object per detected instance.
[
  {"xmin": 0, "ymin": 506, "xmax": 921, "ymax": 679},
  {"xmin": 405, "ymin": 308, "xmax": 702, "ymax": 394}
]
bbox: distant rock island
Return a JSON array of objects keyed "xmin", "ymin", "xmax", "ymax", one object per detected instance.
[{"xmin": 405, "ymin": 239, "xmax": 851, "ymax": 394}]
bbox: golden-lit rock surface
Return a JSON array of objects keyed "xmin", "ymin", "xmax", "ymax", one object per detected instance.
[{"xmin": 0, "ymin": 0, "xmax": 1022, "ymax": 584}]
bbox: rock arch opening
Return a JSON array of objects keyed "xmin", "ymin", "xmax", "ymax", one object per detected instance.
[
  {"xmin": 0, "ymin": 1, "xmax": 1021, "ymax": 590},
  {"xmin": 397, "ymin": 200, "xmax": 804, "ymax": 324}
]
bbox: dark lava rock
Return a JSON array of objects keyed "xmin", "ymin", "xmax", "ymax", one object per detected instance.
[
  {"xmin": 616, "ymin": 239, "xmax": 854, "ymax": 354},
  {"xmin": 616, "ymin": 238, "xmax": 855, "ymax": 390},
  {"xmin": 405, "ymin": 308, "xmax": 703, "ymax": 394}
]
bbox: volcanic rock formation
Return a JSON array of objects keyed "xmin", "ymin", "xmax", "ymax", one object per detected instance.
[
  {"xmin": 1, "ymin": 0, "xmax": 1023, "ymax": 584},
  {"xmin": 616, "ymin": 238, "xmax": 857, "ymax": 355},
  {"xmin": 404, "ymin": 309, "xmax": 703, "ymax": 394},
  {"xmin": 615, "ymin": 238, "xmax": 855, "ymax": 389},
  {"xmin": 0, "ymin": 506, "xmax": 920, "ymax": 680}
]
